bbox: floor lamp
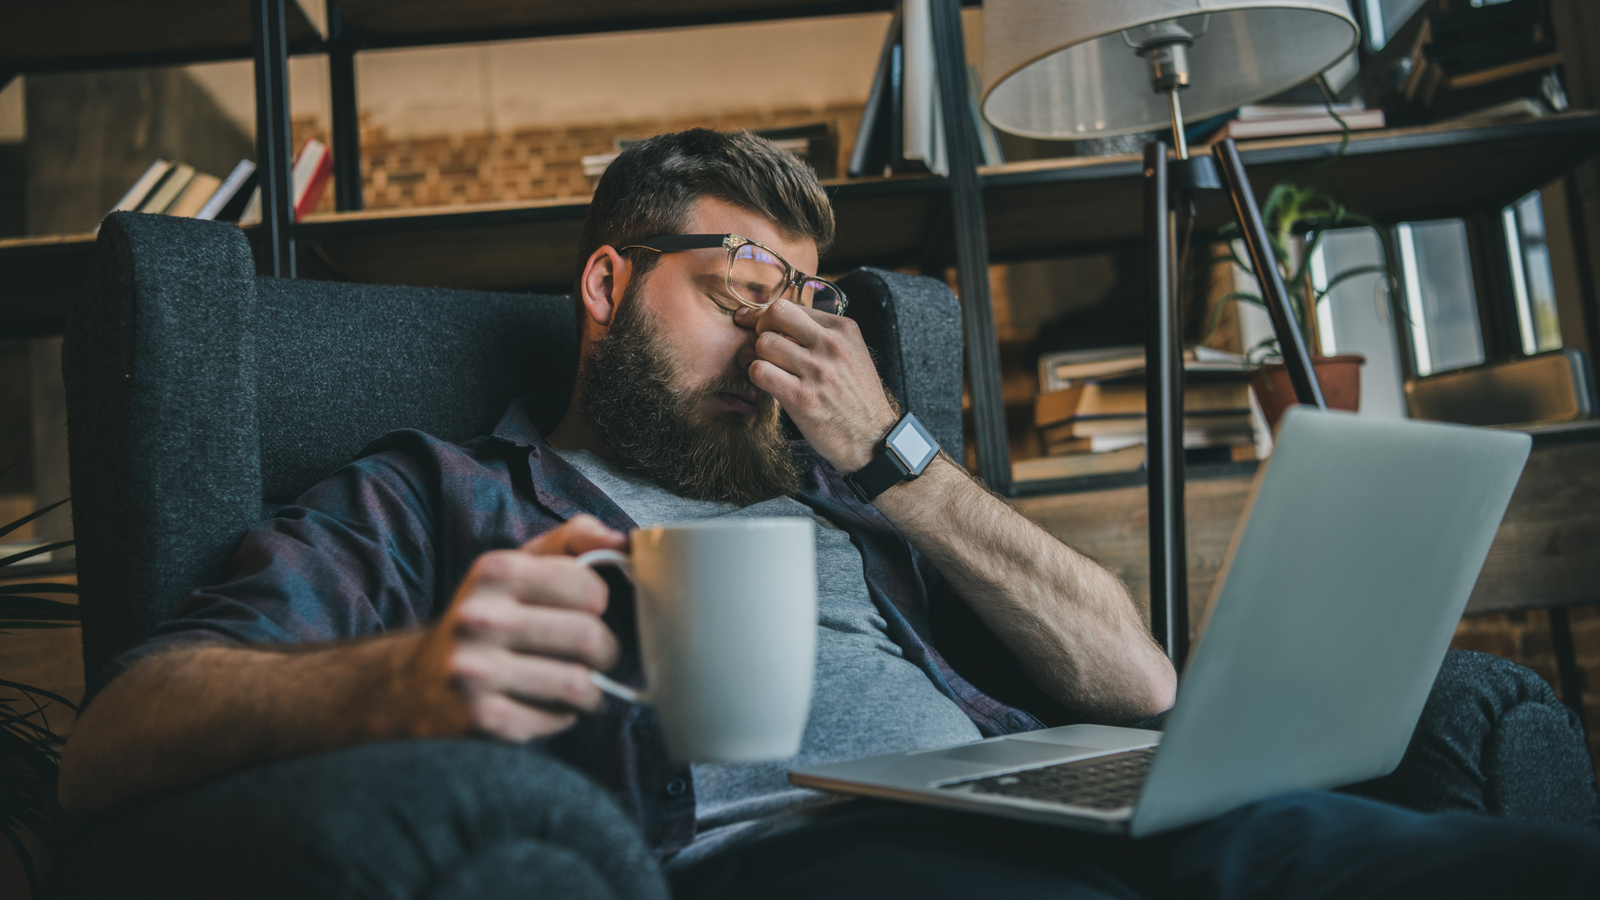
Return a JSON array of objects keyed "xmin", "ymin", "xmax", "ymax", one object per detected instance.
[{"xmin": 981, "ymin": 0, "xmax": 1359, "ymax": 669}]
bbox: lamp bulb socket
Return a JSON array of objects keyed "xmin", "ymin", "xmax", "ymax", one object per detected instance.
[{"xmin": 1144, "ymin": 40, "xmax": 1192, "ymax": 93}]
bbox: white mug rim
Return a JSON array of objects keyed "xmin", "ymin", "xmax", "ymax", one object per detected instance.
[{"xmin": 631, "ymin": 517, "xmax": 814, "ymax": 533}]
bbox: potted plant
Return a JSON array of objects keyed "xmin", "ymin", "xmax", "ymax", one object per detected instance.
[
  {"xmin": 1202, "ymin": 122, "xmax": 1402, "ymax": 427},
  {"xmin": 0, "ymin": 473, "xmax": 78, "ymax": 898}
]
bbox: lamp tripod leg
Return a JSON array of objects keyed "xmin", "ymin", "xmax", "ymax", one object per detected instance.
[
  {"xmin": 1144, "ymin": 141, "xmax": 1190, "ymax": 670},
  {"xmin": 1214, "ymin": 138, "xmax": 1325, "ymax": 408}
]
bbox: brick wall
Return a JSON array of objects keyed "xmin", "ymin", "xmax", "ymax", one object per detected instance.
[
  {"xmin": 291, "ymin": 102, "xmax": 866, "ymax": 217},
  {"xmin": 1453, "ymin": 605, "xmax": 1600, "ymax": 787}
]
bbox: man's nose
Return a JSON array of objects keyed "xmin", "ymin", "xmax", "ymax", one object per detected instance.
[{"xmin": 733, "ymin": 305, "xmax": 762, "ymax": 371}]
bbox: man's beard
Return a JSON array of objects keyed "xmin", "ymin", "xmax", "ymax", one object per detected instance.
[{"xmin": 579, "ymin": 286, "xmax": 803, "ymax": 507}]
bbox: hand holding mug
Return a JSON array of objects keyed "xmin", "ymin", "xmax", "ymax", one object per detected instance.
[{"xmin": 407, "ymin": 515, "xmax": 626, "ymax": 742}]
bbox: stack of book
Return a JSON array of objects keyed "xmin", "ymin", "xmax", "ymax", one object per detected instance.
[
  {"xmin": 1388, "ymin": 0, "xmax": 1566, "ymax": 121},
  {"xmin": 104, "ymin": 138, "xmax": 333, "ymax": 228},
  {"xmin": 846, "ymin": 1, "xmax": 1003, "ymax": 178},
  {"xmin": 107, "ymin": 159, "xmax": 255, "ymax": 224},
  {"xmin": 1013, "ymin": 346, "xmax": 1260, "ymax": 483},
  {"xmin": 1201, "ymin": 102, "xmax": 1385, "ymax": 144}
]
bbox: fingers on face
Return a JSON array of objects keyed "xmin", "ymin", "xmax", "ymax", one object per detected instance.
[{"xmin": 754, "ymin": 297, "xmax": 833, "ymax": 347}]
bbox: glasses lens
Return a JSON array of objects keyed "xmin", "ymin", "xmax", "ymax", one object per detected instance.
[
  {"xmin": 801, "ymin": 279, "xmax": 845, "ymax": 315},
  {"xmin": 728, "ymin": 244, "xmax": 790, "ymax": 308}
]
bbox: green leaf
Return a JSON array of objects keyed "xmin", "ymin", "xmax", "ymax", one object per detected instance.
[
  {"xmin": 0, "ymin": 826, "xmax": 41, "ymax": 896},
  {"xmin": 0, "ymin": 582, "xmax": 77, "ymax": 595},
  {"xmin": 1200, "ymin": 292, "xmax": 1270, "ymax": 346},
  {"xmin": 0, "ymin": 540, "xmax": 74, "ymax": 569},
  {"xmin": 0, "ymin": 595, "xmax": 81, "ymax": 620},
  {"xmin": 1315, "ymin": 264, "xmax": 1390, "ymax": 300},
  {"xmin": 0, "ymin": 498, "xmax": 71, "ymax": 543},
  {"xmin": 0, "ymin": 679, "xmax": 78, "ymax": 710}
]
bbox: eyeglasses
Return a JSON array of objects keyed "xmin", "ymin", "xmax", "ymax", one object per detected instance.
[{"xmin": 620, "ymin": 233, "xmax": 848, "ymax": 316}]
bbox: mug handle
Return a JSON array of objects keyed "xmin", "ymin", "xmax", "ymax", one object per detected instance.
[{"xmin": 574, "ymin": 548, "xmax": 650, "ymax": 706}]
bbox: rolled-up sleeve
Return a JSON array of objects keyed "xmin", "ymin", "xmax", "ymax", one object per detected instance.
[{"xmin": 84, "ymin": 447, "xmax": 440, "ymax": 705}]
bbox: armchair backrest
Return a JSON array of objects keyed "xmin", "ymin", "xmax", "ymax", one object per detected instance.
[{"xmin": 65, "ymin": 212, "xmax": 965, "ymax": 681}]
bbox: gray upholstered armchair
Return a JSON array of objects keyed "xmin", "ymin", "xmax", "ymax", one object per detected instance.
[{"xmin": 54, "ymin": 211, "xmax": 969, "ymax": 897}]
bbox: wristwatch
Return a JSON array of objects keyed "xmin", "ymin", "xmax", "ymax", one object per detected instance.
[{"xmin": 845, "ymin": 412, "xmax": 941, "ymax": 504}]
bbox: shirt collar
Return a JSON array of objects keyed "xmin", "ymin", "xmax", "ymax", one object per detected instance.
[{"xmin": 487, "ymin": 396, "xmax": 550, "ymax": 450}]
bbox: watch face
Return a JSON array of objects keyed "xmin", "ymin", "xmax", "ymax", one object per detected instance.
[{"xmin": 887, "ymin": 413, "xmax": 939, "ymax": 474}]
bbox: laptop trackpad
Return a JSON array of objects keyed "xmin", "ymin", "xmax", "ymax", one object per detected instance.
[{"xmin": 924, "ymin": 740, "xmax": 1096, "ymax": 767}]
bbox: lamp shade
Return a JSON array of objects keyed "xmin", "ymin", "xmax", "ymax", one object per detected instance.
[{"xmin": 982, "ymin": 0, "xmax": 1360, "ymax": 140}]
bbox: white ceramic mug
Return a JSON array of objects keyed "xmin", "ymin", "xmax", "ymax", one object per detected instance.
[{"xmin": 576, "ymin": 517, "xmax": 817, "ymax": 763}]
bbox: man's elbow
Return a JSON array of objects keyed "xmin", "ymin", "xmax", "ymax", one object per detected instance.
[{"xmin": 1120, "ymin": 652, "xmax": 1178, "ymax": 724}]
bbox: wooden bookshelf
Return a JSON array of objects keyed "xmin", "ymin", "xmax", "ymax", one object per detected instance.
[
  {"xmin": 982, "ymin": 110, "xmax": 1600, "ymax": 261},
  {"xmin": 5, "ymin": 113, "xmax": 1599, "ymax": 335}
]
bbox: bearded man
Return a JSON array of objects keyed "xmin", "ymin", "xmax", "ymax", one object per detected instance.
[{"xmin": 54, "ymin": 129, "xmax": 1599, "ymax": 899}]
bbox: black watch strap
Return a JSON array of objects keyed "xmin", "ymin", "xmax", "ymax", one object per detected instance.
[{"xmin": 846, "ymin": 449, "xmax": 913, "ymax": 503}]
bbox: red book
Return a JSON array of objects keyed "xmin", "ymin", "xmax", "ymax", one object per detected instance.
[{"xmin": 291, "ymin": 138, "xmax": 333, "ymax": 221}]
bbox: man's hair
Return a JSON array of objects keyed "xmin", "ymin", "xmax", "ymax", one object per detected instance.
[{"xmin": 574, "ymin": 128, "xmax": 836, "ymax": 308}]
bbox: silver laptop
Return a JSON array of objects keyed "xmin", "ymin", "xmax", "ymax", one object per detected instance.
[{"xmin": 790, "ymin": 407, "xmax": 1531, "ymax": 837}]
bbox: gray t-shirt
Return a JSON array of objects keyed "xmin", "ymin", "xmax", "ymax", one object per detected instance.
[{"xmin": 551, "ymin": 448, "xmax": 982, "ymax": 861}]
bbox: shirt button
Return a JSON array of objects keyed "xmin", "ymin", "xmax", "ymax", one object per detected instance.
[{"xmin": 665, "ymin": 778, "xmax": 687, "ymax": 797}]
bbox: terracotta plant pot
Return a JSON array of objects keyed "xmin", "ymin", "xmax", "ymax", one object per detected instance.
[{"xmin": 1251, "ymin": 354, "xmax": 1364, "ymax": 429}]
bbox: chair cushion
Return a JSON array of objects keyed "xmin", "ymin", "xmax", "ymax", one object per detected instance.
[{"xmin": 254, "ymin": 278, "xmax": 576, "ymax": 504}]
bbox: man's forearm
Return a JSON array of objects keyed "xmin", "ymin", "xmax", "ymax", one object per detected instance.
[
  {"xmin": 58, "ymin": 633, "xmax": 448, "ymax": 817},
  {"xmin": 871, "ymin": 455, "xmax": 1176, "ymax": 723}
]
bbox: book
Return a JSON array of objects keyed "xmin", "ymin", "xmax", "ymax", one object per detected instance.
[
  {"xmin": 901, "ymin": 0, "xmax": 945, "ymax": 176},
  {"xmin": 1038, "ymin": 345, "xmax": 1250, "ymax": 393},
  {"xmin": 967, "ymin": 65, "xmax": 1004, "ymax": 167},
  {"xmin": 137, "ymin": 163, "xmax": 196, "ymax": 214},
  {"xmin": 1035, "ymin": 380, "xmax": 1254, "ymax": 428},
  {"xmin": 292, "ymin": 138, "xmax": 334, "ymax": 220},
  {"xmin": 197, "ymin": 160, "xmax": 258, "ymax": 221},
  {"xmin": 1235, "ymin": 102, "xmax": 1367, "ymax": 121},
  {"xmin": 165, "ymin": 172, "xmax": 222, "ymax": 218},
  {"xmin": 1013, "ymin": 444, "xmax": 1145, "ymax": 482},
  {"xmin": 1208, "ymin": 108, "xmax": 1385, "ymax": 142},
  {"xmin": 1443, "ymin": 96, "xmax": 1548, "ymax": 125},
  {"xmin": 1445, "ymin": 52, "xmax": 1562, "ymax": 91},
  {"xmin": 238, "ymin": 188, "xmax": 262, "ymax": 226},
  {"xmin": 849, "ymin": 7, "xmax": 903, "ymax": 178},
  {"xmin": 108, "ymin": 160, "xmax": 172, "ymax": 217},
  {"xmin": 1043, "ymin": 434, "xmax": 1143, "ymax": 456},
  {"xmin": 1039, "ymin": 412, "xmax": 1255, "ymax": 443},
  {"xmin": 1388, "ymin": 0, "xmax": 1565, "ymax": 118}
]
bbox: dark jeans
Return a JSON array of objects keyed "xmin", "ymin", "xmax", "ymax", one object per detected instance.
[
  {"xmin": 667, "ymin": 794, "xmax": 1600, "ymax": 900},
  {"xmin": 49, "ymin": 651, "xmax": 1599, "ymax": 899}
]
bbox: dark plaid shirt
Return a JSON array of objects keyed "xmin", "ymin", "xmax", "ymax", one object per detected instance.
[{"xmin": 107, "ymin": 398, "xmax": 1046, "ymax": 855}]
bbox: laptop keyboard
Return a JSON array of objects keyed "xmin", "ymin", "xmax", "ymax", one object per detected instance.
[{"xmin": 940, "ymin": 746, "xmax": 1156, "ymax": 811}]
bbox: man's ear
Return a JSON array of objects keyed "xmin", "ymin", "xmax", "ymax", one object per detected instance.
[{"xmin": 579, "ymin": 246, "xmax": 629, "ymax": 329}]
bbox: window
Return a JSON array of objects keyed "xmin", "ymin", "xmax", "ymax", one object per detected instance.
[
  {"xmin": 1397, "ymin": 220, "xmax": 1485, "ymax": 376},
  {"xmin": 1362, "ymin": 0, "xmax": 1429, "ymax": 51},
  {"xmin": 1308, "ymin": 228, "xmax": 1407, "ymax": 418},
  {"xmin": 1503, "ymin": 191, "xmax": 1563, "ymax": 355}
]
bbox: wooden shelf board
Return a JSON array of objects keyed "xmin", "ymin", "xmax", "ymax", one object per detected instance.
[
  {"xmin": 4, "ymin": 0, "xmax": 320, "ymax": 72},
  {"xmin": 336, "ymin": 0, "xmax": 920, "ymax": 48}
]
